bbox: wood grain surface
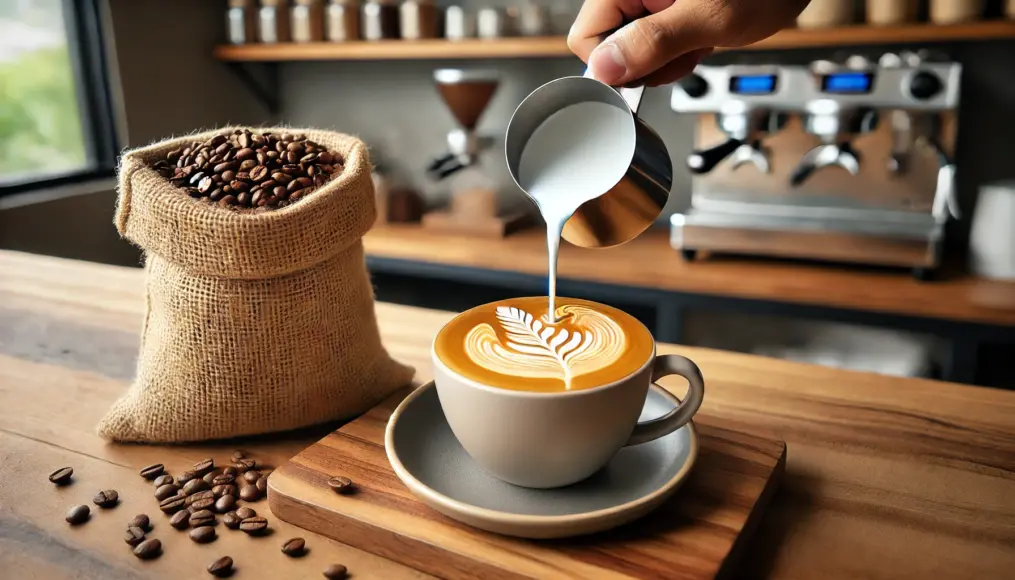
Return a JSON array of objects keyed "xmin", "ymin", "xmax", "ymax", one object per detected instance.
[
  {"xmin": 2, "ymin": 249, "xmax": 1015, "ymax": 579},
  {"xmin": 268, "ymin": 389, "xmax": 786, "ymax": 580},
  {"xmin": 364, "ymin": 225, "xmax": 1015, "ymax": 326}
]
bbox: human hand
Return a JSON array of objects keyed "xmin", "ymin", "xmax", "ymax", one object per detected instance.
[{"xmin": 567, "ymin": 0, "xmax": 811, "ymax": 86}]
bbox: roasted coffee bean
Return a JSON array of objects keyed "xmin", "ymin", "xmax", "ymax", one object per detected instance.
[
  {"xmin": 239, "ymin": 516, "xmax": 268, "ymax": 535},
  {"xmin": 203, "ymin": 472, "xmax": 218, "ymax": 485},
  {"xmin": 190, "ymin": 495, "xmax": 216, "ymax": 511},
  {"xmin": 190, "ymin": 509, "xmax": 216, "ymax": 527},
  {"xmin": 134, "ymin": 538, "xmax": 162, "ymax": 560},
  {"xmin": 153, "ymin": 475, "xmax": 174, "ymax": 487},
  {"xmin": 209, "ymin": 135, "xmax": 226, "ymax": 148},
  {"xmin": 214, "ymin": 143, "xmax": 231, "ymax": 156},
  {"xmin": 287, "ymin": 179, "xmax": 304, "ymax": 193},
  {"xmin": 212, "ymin": 474, "xmax": 235, "ymax": 486},
  {"xmin": 323, "ymin": 564, "xmax": 348, "ymax": 580},
  {"xmin": 234, "ymin": 459, "xmax": 256, "ymax": 472},
  {"xmin": 124, "ymin": 526, "xmax": 146, "ymax": 547},
  {"xmin": 197, "ymin": 176, "xmax": 214, "ymax": 194},
  {"xmin": 49, "ymin": 467, "xmax": 74, "ymax": 485},
  {"xmin": 296, "ymin": 176, "xmax": 313, "ymax": 188},
  {"xmin": 236, "ymin": 147, "xmax": 255, "ymax": 160},
  {"xmin": 93, "ymin": 489, "xmax": 119, "ymax": 508},
  {"xmin": 222, "ymin": 511, "xmax": 242, "ymax": 529},
  {"xmin": 215, "ymin": 495, "xmax": 236, "ymax": 514},
  {"xmin": 239, "ymin": 485, "xmax": 260, "ymax": 502},
  {"xmin": 222, "ymin": 466, "xmax": 239, "ymax": 477},
  {"xmin": 219, "ymin": 195, "xmax": 237, "ymax": 207},
  {"xmin": 170, "ymin": 510, "xmax": 191, "ymax": 530},
  {"xmin": 239, "ymin": 159, "xmax": 257, "ymax": 171},
  {"xmin": 191, "ymin": 526, "xmax": 217, "ymax": 544},
  {"xmin": 129, "ymin": 514, "xmax": 151, "ymax": 531},
  {"xmin": 234, "ymin": 506, "xmax": 256, "ymax": 520},
  {"xmin": 229, "ymin": 180, "xmax": 249, "ymax": 193},
  {"xmin": 220, "ymin": 169, "xmax": 236, "ymax": 182},
  {"xmin": 189, "ymin": 171, "xmax": 206, "ymax": 186},
  {"xmin": 155, "ymin": 483, "xmax": 181, "ymax": 501},
  {"xmin": 178, "ymin": 470, "xmax": 197, "ymax": 485},
  {"xmin": 183, "ymin": 478, "xmax": 210, "ymax": 495},
  {"xmin": 66, "ymin": 505, "xmax": 90, "ymax": 525},
  {"xmin": 327, "ymin": 476, "xmax": 354, "ymax": 494},
  {"xmin": 189, "ymin": 490, "xmax": 215, "ymax": 504},
  {"xmin": 139, "ymin": 464, "xmax": 165, "ymax": 480},
  {"xmin": 242, "ymin": 471, "xmax": 262, "ymax": 484},
  {"xmin": 248, "ymin": 165, "xmax": 268, "ymax": 182},
  {"xmin": 256, "ymin": 476, "xmax": 268, "ymax": 494},
  {"xmin": 193, "ymin": 458, "xmax": 214, "ymax": 476},
  {"xmin": 213, "ymin": 484, "xmax": 237, "ymax": 498},
  {"xmin": 208, "ymin": 556, "xmax": 234, "ymax": 577},
  {"xmin": 281, "ymin": 537, "xmax": 306, "ymax": 557},
  {"xmin": 319, "ymin": 151, "xmax": 334, "ymax": 165},
  {"xmin": 159, "ymin": 494, "xmax": 187, "ymax": 513}
]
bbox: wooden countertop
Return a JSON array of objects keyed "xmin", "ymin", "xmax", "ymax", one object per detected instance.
[
  {"xmin": 364, "ymin": 225, "xmax": 1015, "ymax": 327},
  {"xmin": 2, "ymin": 249, "xmax": 1014, "ymax": 579}
]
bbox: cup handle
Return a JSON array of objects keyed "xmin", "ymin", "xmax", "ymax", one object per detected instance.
[{"xmin": 624, "ymin": 354, "xmax": 705, "ymax": 446}]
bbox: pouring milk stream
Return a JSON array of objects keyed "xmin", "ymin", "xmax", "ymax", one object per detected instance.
[{"xmin": 506, "ymin": 28, "xmax": 673, "ymax": 324}]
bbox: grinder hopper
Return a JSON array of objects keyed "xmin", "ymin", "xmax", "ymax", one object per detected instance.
[{"xmin": 427, "ymin": 69, "xmax": 500, "ymax": 180}]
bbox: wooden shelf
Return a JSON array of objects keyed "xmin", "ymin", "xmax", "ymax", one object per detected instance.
[
  {"xmin": 213, "ymin": 21, "xmax": 1015, "ymax": 62},
  {"xmin": 363, "ymin": 224, "xmax": 1015, "ymax": 327}
]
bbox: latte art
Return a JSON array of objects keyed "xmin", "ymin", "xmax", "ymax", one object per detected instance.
[
  {"xmin": 464, "ymin": 305, "xmax": 625, "ymax": 389},
  {"xmin": 435, "ymin": 297, "xmax": 654, "ymax": 393}
]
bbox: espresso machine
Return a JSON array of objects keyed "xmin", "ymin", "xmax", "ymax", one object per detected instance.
[{"xmin": 670, "ymin": 53, "xmax": 961, "ymax": 279}]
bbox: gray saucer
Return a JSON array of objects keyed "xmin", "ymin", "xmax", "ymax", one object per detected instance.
[{"xmin": 385, "ymin": 381, "xmax": 699, "ymax": 539}]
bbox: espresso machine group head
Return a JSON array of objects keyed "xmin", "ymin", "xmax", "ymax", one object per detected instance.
[{"xmin": 670, "ymin": 54, "xmax": 961, "ymax": 280}]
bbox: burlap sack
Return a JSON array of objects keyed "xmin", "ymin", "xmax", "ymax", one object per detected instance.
[{"xmin": 99, "ymin": 126, "xmax": 415, "ymax": 443}]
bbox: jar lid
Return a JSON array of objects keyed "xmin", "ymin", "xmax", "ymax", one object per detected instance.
[{"xmin": 228, "ymin": 0, "xmax": 256, "ymax": 7}]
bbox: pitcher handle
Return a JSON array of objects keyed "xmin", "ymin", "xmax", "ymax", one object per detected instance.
[{"xmin": 581, "ymin": 24, "xmax": 645, "ymax": 114}]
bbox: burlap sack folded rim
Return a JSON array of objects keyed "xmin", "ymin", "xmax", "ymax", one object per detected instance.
[{"xmin": 115, "ymin": 126, "xmax": 376, "ymax": 279}]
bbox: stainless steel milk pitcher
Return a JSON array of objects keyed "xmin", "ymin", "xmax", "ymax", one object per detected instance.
[{"xmin": 505, "ymin": 47, "xmax": 672, "ymax": 248}]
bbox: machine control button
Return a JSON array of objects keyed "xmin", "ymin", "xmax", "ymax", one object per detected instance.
[
  {"xmin": 909, "ymin": 71, "xmax": 943, "ymax": 100},
  {"xmin": 680, "ymin": 73, "xmax": 709, "ymax": 98}
]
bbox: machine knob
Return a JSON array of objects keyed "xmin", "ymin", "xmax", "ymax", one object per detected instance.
[
  {"xmin": 909, "ymin": 71, "xmax": 943, "ymax": 100},
  {"xmin": 679, "ymin": 74, "xmax": 709, "ymax": 98}
]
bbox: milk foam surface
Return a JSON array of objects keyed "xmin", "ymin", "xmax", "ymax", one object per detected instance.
[{"xmin": 435, "ymin": 297, "xmax": 654, "ymax": 392}]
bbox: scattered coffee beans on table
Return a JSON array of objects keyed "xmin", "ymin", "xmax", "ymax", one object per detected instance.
[
  {"xmin": 65, "ymin": 504, "xmax": 90, "ymax": 525},
  {"xmin": 49, "ymin": 467, "xmax": 74, "ymax": 485},
  {"xmin": 170, "ymin": 510, "xmax": 191, "ymax": 530},
  {"xmin": 208, "ymin": 556, "xmax": 234, "ymax": 577},
  {"xmin": 323, "ymin": 563, "xmax": 349, "ymax": 579},
  {"xmin": 153, "ymin": 474, "xmax": 174, "ymax": 487},
  {"xmin": 129, "ymin": 514, "xmax": 151, "ymax": 532},
  {"xmin": 221, "ymin": 511, "xmax": 242, "ymax": 530},
  {"xmin": 193, "ymin": 458, "xmax": 215, "ymax": 477},
  {"xmin": 153, "ymin": 131, "xmax": 344, "ymax": 210},
  {"xmin": 159, "ymin": 494, "xmax": 187, "ymax": 514},
  {"xmin": 190, "ymin": 526, "xmax": 217, "ymax": 544},
  {"xmin": 213, "ymin": 484, "xmax": 238, "ymax": 498},
  {"xmin": 139, "ymin": 463, "xmax": 165, "ymax": 480},
  {"xmin": 239, "ymin": 516, "xmax": 268, "ymax": 536},
  {"xmin": 281, "ymin": 537, "xmax": 306, "ymax": 557},
  {"xmin": 234, "ymin": 506, "xmax": 256, "ymax": 520},
  {"xmin": 189, "ymin": 509, "xmax": 216, "ymax": 528},
  {"xmin": 183, "ymin": 478, "xmax": 211, "ymax": 495},
  {"xmin": 93, "ymin": 489, "xmax": 119, "ymax": 508},
  {"xmin": 154, "ymin": 483, "xmax": 181, "ymax": 501},
  {"xmin": 327, "ymin": 476, "xmax": 354, "ymax": 495},
  {"xmin": 256, "ymin": 477, "xmax": 268, "ymax": 495},
  {"xmin": 133, "ymin": 538, "xmax": 162, "ymax": 560},
  {"xmin": 124, "ymin": 526, "xmax": 146, "ymax": 547},
  {"xmin": 215, "ymin": 494, "xmax": 237, "ymax": 514}
]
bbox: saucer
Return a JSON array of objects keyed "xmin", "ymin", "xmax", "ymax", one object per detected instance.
[{"xmin": 384, "ymin": 381, "xmax": 699, "ymax": 539}]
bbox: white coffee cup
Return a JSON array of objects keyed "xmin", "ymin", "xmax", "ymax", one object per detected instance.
[{"xmin": 432, "ymin": 339, "xmax": 705, "ymax": 489}]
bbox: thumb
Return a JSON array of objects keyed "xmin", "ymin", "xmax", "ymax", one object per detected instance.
[{"xmin": 588, "ymin": 4, "xmax": 717, "ymax": 86}]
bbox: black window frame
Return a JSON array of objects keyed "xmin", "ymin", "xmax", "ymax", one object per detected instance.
[{"xmin": 0, "ymin": 0, "xmax": 120, "ymax": 197}]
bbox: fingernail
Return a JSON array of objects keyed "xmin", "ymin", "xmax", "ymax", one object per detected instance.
[{"xmin": 590, "ymin": 41, "xmax": 626, "ymax": 85}]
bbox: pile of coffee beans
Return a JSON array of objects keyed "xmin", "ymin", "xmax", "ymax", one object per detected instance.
[
  {"xmin": 51, "ymin": 452, "xmax": 354, "ymax": 577},
  {"xmin": 152, "ymin": 130, "xmax": 345, "ymax": 209}
]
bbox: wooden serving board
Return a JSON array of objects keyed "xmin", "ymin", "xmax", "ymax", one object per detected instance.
[{"xmin": 268, "ymin": 386, "xmax": 787, "ymax": 580}]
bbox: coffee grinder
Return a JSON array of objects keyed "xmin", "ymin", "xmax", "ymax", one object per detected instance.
[{"xmin": 423, "ymin": 68, "xmax": 529, "ymax": 237}]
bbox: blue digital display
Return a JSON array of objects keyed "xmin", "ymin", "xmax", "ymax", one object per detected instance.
[
  {"xmin": 823, "ymin": 72, "xmax": 874, "ymax": 93},
  {"xmin": 730, "ymin": 75, "xmax": 777, "ymax": 95}
]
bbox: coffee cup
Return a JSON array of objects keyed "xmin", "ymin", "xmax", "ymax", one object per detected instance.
[{"xmin": 432, "ymin": 297, "xmax": 705, "ymax": 489}]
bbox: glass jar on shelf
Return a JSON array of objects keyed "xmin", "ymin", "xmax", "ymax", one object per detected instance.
[
  {"xmin": 227, "ymin": 0, "xmax": 258, "ymax": 45},
  {"xmin": 929, "ymin": 0, "xmax": 983, "ymax": 24},
  {"xmin": 259, "ymin": 0, "xmax": 291, "ymax": 43},
  {"xmin": 327, "ymin": 0, "xmax": 360, "ymax": 41},
  {"xmin": 400, "ymin": 0, "xmax": 438, "ymax": 39},
  {"xmin": 362, "ymin": 0, "xmax": 400, "ymax": 40},
  {"xmin": 292, "ymin": 0, "xmax": 326, "ymax": 42},
  {"xmin": 795, "ymin": 0, "xmax": 853, "ymax": 29}
]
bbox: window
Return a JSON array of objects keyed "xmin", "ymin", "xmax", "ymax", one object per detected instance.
[{"xmin": 0, "ymin": 0, "xmax": 118, "ymax": 195}]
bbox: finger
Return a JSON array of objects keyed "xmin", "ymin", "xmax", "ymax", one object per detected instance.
[
  {"xmin": 588, "ymin": 2, "xmax": 720, "ymax": 86},
  {"xmin": 567, "ymin": 0, "xmax": 674, "ymax": 63},
  {"xmin": 641, "ymin": 47, "xmax": 713, "ymax": 87}
]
